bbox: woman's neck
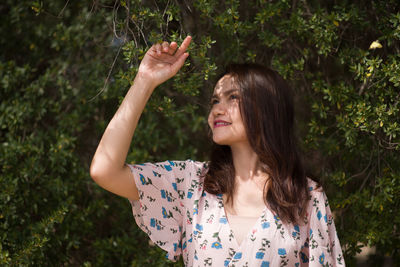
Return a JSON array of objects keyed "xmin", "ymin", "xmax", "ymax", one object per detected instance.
[
  {"xmin": 225, "ymin": 142, "xmax": 269, "ymax": 216},
  {"xmin": 230, "ymin": 142, "xmax": 262, "ymax": 182}
]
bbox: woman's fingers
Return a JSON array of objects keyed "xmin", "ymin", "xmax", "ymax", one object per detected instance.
[
  {"xmin": 168, "ymin": 42, "xmax": 178, "ymax": 55},
  {"xmin": 170, "ymin": 52, "xmax": 189, "ymax": 74},
  {"xmin": 153, "ymin": 43, "xmax": 162, "ymax": 55},
  {"xmin": 174, "ymin": 36, "xmax": 192, "ymax": 58},
  {"xmin": 148, "ymin": 36, "xmax": 191, "ymax": 65},
  {"xmin": 161, "ymin": 41, "xmax": 169, "ymax": 52},
  {"xmin": 162, "ymin": 41, "xmax": 179, "ymax": 56},
  {"xmin": 150, "ymin": 41, "xmax": 178, "ymax": 56}
]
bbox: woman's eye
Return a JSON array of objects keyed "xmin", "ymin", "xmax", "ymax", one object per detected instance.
[
  {"xmin": 211, "ymin": 99, "xmax": 219, "ymax": 105},
  {"xmin": 229, "ymin": 94, "xmax": 239, "ymax": 100}
]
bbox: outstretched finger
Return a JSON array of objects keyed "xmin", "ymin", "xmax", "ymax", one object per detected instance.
[{"xmin": 174, "ymin": 36, "xmax": 192, "ymax": 58}]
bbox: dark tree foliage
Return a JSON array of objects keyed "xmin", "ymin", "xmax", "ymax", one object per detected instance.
[{"xmin": 1, "ymin": 0, "xmax": 399, "ymax": 266}]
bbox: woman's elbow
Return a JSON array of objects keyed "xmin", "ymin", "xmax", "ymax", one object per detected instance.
[{"xmin": 90, "ymin": 159, "xmax": 110, "ymax": 183}]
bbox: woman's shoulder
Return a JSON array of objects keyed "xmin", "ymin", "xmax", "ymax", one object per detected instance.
[
  {"xmin": 306, "ymin": 177, "xmax": 325, "ymax": 198},
  {"xmin": 306, "ymin": 177, "xmax": 320, "ymax": 191},
  {"xmin": 305, "ymin": 177, "xmax": 333, "ymax": 210},
  {"xmin": 165, "ymin": 159, "xmax": 208, "ymax": 175},
  {"xmin": 129, "ymin": 159, "xmax": 207, "ymax": 173}
]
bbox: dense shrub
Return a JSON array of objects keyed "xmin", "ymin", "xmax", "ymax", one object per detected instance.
[{"xmin": 1, "ymin": 0, "xmax": 399, "ymax": 266}]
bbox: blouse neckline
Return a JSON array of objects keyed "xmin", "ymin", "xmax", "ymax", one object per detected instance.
[{"xmin": 217, "ymin": 194, "xmax": 267, "ymax": 249}]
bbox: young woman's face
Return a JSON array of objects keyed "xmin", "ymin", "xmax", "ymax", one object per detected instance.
[{"xmin": 208, "ymin": 75, "xmax": 248, "ymax": 146}]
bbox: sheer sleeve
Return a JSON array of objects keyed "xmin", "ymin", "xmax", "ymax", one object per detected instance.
[
  {"xmin": 126, "ymin": 160, "xmax": 204, "ymax": 261},
  {"xmin": 300, "ymin": 187, "xmax": 345, "ymax": 266}
]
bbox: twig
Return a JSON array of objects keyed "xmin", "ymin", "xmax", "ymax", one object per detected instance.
[
  {"xmin": 88, "ymin": 44, "xmax": 123, "ymax": 101},
  {"xmin": 57, "ymin": 0, "xmax": 70, "ymax": 18},
  {"xmin": 350, "ymin": 150, "xmax": 374, "ymax": 180}
]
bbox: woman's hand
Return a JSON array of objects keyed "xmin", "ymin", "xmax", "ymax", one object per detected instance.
[{"xmin": 137, "ymin": 36, "xmax": 192, "ymax": 88}]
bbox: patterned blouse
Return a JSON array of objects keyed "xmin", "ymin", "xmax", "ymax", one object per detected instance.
[{"xmin": 127, "ymin": 160, "xmax": 345, "ymax": 267}]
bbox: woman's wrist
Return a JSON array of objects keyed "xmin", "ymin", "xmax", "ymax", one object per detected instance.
[{"xmin": 133, "ymin": 71, "xmax": 158, "ymax": 93}]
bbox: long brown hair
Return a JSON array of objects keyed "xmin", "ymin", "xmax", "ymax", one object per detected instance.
[{"xmin": 204, "ymin": 63, "xmax": 309, "ymax": 224}]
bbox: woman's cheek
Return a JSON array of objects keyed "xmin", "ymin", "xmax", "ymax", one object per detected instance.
[{"xmin": 207, "ymin": 113, "xmax": 214, "ymax": 130}]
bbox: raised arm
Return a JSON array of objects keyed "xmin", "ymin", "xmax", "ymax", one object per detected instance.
[{"xmin": 90, "ymin": 36, "xmax": 192, "ymax": 200}]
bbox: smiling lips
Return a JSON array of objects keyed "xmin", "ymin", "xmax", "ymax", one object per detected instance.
[{"xmin": 213, "ymin": 120, "xmax": 232, "ymax": 128}]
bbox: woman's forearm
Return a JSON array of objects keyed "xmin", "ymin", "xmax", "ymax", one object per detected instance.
[{"xmin": 90, "ymin": 74, "xmax": 154, "ymax": 179}]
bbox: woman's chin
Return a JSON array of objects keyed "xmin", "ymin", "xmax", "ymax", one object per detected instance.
[{"xmin": 212, "ymin": 136, "xmax": 230, "ymax": 146}]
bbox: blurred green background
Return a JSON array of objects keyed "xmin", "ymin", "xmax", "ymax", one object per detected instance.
[{"xmin": 1, "ymin": 0, "xmax": 399, "ymax": 266}]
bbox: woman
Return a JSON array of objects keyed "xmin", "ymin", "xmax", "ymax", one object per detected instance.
[{"xmin": 90, "ymin": 36, "xmax": 345, "ymax": 266}]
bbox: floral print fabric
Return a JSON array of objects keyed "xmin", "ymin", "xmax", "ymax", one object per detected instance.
[{"xmin": 127, "ymin": 160, "xmax": 345, "ymax": 267}]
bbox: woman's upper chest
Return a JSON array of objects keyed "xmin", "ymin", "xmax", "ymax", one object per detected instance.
[
  {"xmin": 222, "ymin": 185, "xmax": 266, "ymax": 218},
  {"xmin": 184, "ymin": 191, "xmax": 307, "ymax": 266},
  {"xmin": 225, "ymin": 173, "xmax": 270, "ymax": 216}
]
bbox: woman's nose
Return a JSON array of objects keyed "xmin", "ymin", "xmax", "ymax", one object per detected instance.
[{"xmin": 212, "ymin": 102, "xmax": 226, "ymax": 116}]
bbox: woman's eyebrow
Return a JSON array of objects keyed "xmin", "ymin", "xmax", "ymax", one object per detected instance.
[{"xmin": 212, "ymin": 89, "xmax": 239, "ymax": 99}]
